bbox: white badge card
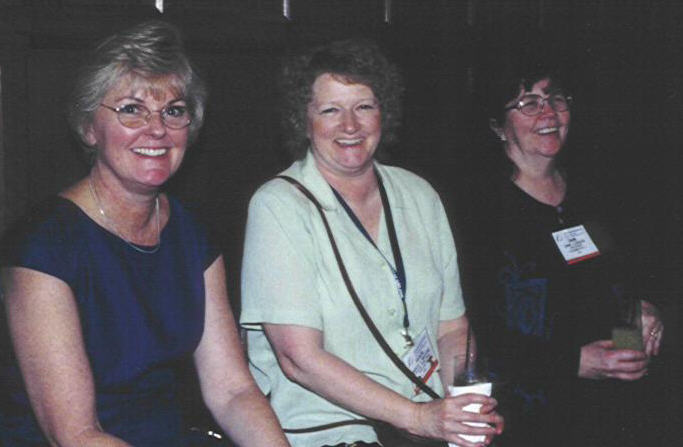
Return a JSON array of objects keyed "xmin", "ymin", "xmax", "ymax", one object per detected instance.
[
  {"xmin": 401, "ymin": 329, "xmax": 439, "ymax": 395},
  {"xmin": 552, "ymin": 224, "xmax": 600, "ymax": 264}
]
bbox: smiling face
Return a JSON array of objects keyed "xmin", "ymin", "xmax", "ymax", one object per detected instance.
[
  {"xmin": 499, "ymin": 78, "xmax": 571, "ymax": 163},
  {"xmin": 306, "ymin": 73, "xmax": 382, "ymax": 178},
  {"xmin": 85, "ymin": 74, "xmax": 189, "ymax": 192}
]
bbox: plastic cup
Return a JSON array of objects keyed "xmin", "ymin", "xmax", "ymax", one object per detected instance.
[{"xmin": 447, "ymin": 381, "xmax": 493, "ymax": 446}]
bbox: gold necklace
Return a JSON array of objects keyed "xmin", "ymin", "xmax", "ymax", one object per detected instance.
[{"xmin": 88, "ymin": 178, "xmax": 161, "ymax": 254}]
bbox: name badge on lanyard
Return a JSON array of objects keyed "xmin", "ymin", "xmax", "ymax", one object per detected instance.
[
  {"xmin": 401, "ymin": 329, "xmax": 439, "ymax": 396},
  {"xmin": 552, "ymin": 224, "xmax": 600, "ymax": 264}
]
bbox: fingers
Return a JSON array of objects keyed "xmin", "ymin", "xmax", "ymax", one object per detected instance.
[
  {"xmin": 594, "ymin": 339, "xmax": 616, "ymax": 349},
  {"xmin": 443, "ymin": 395, "xmax": 501, "ymax": 425},
  {"xmin": 447, "ymin": 422, "xmax": 498, "ymax": 447},
  {"xmin": 453, "ymin": 420, "xmax": 497, "ymax": 435},
  {"xmin": 589, "ymin": 341, "xmax": 648, "ymax": 379},
  {"xmin": 644, "ymin": 325, "xmax": 663, "ymax": 357},
  {"xmin": 610, "ymin": 350, "xmax": 648, "ymax": 369},
  {"xmin": 653, "ymin": 330, "xmax": 663, "ymax": 356},
  {"xmin": 641, "ymin": 300, "xmax": 663, "ymax": 356},
  {"xmin": 448, "ymin": 393, "xmax": 498, "ymax": 406},
  {"xmin": 606, "ymin": 367, "xmax": 648, "ymax": 381},
  {"xmin": 644, "ymin": 331, "xmax": 656, "ymax": 357},
  {"xmin": 449, "ymin": 433, "xmax": 493, "ymax": 447},
  {"xmin": 420, "ymin": 397, "xmax": 503, "ymax": 445},
  {"xmin": 603, "ymin": 353, "xmax": 649, "ymax": 380}
]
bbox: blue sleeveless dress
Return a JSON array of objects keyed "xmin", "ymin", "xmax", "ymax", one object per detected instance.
[{"xmin": 0, "ymin": 196, "xmax": 219, "ymax": 446}]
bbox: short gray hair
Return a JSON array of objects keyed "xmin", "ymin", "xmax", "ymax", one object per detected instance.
[{"xmin": 68, "ymin": 20, "xmax": 207, "ymax": 157}]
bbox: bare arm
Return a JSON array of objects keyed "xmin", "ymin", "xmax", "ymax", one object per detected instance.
[
  {"xmin": 1, "ymin": 267, "xmax": 130, "ymax": 447},
  {"xmin": 265, "ymin": 322, "xmax": 501, "ymax": 446},
  {"xmin": 437, "ymin": 316, "xmax": 471, "ymax": 386},
  {"xmin": 193, "ymin": 256, "xmax": 289, "ymax": 447}
]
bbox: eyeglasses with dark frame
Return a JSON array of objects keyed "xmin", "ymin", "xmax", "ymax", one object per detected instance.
[
  {"xmin": 99, "ymin": 103, "xmax": 192, "ymax": 129},
  {"xmin": 504, "ymin": 94, "xmax": 573, "ymax": 116}
]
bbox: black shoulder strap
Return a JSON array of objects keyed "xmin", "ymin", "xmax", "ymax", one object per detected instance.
[{"xmin": 277, "ymin": 175, "xmax": 440, "ymax": 400}]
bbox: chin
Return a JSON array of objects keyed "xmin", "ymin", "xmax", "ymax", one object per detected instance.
[
  {"xmin": 339, "ymin": 161, "xmax": 373, "ymax": 175},
  {"xmin": 338, "ymin": 151, "xmax": 373, "ymax": 166},
  {"xmin": 137, "ymin": 171, "xmax": 174, "ymax": 187},
  {"xmin": 537, "ymin": 142, "xmax": 564, "ymax": 156}
]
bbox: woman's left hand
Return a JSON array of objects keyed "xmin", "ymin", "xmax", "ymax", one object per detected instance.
[{"xmin": 640, "ymin": 299, "xmax": 663, "ymax": 357}]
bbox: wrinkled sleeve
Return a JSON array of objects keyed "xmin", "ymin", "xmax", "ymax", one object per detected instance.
[
  {"xmin": 433, "ymin": 193, "xmax": 466, "ymax": 321},
  {"xmin": 240, "ymin": 186, "xmax": 323, "ymax": 330}
]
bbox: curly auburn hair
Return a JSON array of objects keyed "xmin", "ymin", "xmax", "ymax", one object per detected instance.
[{"xmin": 280, "ymin": 38, "xmax": 405, "ymax": 160}]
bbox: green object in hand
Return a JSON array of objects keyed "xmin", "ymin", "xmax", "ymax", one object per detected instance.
[{"xmin": 612, "ymin": 326, "xmax": 643, "ymax": 351}]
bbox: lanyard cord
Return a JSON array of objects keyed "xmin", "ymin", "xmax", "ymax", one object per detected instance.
[
  {"xmin": 330, "ymin": 171, "xmax": 411, "ymax": 342},
  {"xmin": 276, "ymin": 175, "xmax": 440, "ymax": 403}
]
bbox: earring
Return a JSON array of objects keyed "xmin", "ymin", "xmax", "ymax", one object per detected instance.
[{"xmin": 500, "ymin": 135, "xmax": 507, "ymax": 142}]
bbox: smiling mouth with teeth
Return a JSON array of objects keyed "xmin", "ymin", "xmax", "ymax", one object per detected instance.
[
  {"xmin": 336, "ymin": 139, "xmax": 363, "ymax": 146},
  {"xmin": 537, "ymin": 127, "xmax": 559, "ymax": 135},
  {"xmin": 133, "ymin": 148, "xmax": 168, "ymax": 156}
]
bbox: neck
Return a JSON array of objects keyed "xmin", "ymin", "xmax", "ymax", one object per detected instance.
[
  {"xmin": 513, "ymin": 168, "xmax": 566, "ymax": 206},
  {"xmin": 89, "ymin": 166, "xmax": 159, "ymax": 228},
  {"xmin": 317, "ymin": 162, "xmax": 379, "ymax": 206},
  {"xmin": 86, "ymin": 166, "xmax": 163, "ymax": 248}
]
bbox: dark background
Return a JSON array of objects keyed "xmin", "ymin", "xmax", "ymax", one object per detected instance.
[{"xmin": 1, "ymin": 0, "xmax": 681, "ymax": 441}]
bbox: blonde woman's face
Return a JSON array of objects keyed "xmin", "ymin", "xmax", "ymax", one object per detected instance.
[{"xmin": 86, "ymin": 75, "xmax": 189, "ymax": 192}]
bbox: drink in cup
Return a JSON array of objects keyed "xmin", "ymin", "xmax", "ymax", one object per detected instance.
[
  {"xmin": 447, "ymin": 348, "xmax": 493, "ymax": 446},
  {"xmin": 612, "ymin": 296, "xmax": 643, "ymax": 351}
]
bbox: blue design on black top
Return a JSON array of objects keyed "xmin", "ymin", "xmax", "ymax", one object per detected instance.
[{"xmin": 499, "ymin": 252, "xmax": 550, "ymax": 340}]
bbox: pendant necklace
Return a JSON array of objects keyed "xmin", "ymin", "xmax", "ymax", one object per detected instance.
[{"xmin": 88, "ymin": 178, "xmax": 161, "ymax": 254}]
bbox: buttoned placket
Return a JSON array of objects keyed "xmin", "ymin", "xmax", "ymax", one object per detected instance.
[{"xmin": 330, "ymin": 174, "xmax": 412, "ymax": 349}]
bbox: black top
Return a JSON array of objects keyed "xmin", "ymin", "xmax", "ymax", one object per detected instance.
[{"xmin": 460, "ymin": 177, "xmax": 660, "ymax": 447}]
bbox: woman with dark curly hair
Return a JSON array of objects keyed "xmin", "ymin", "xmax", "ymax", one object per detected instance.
[
  {"xmin": 240, "ymin": 39, "xmax": 503, "ymax": 447},
  {"xmin": 461, "ymin": 61, "xmax": 664, "ymax": 446}
]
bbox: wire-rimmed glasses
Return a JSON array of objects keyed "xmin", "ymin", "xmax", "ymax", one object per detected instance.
[
  {"xmin": 99, "ymin": 103, "xmax": 192, "ymax": 129},
  {"xmin": 504, "ymin": 94, "xmax": 572, "ymax": 116}
]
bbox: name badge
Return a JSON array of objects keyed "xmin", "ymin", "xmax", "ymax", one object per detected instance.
[
  {"xmin": 552, "ymin": 224, "xmax": 600, "ymax": 264},
  {"xmin": 401, "ymin": 329, "xmax": 439, "ymax": 395}
]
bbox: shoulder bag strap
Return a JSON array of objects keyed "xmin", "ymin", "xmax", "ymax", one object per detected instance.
[{"xmin": 277, "ymin": 175, "xmax": 440, "ymax": 399}]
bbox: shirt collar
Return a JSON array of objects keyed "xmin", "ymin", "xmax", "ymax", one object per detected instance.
[{"xmin": 289, "ymin": 150, "xmax": 407, "ymax": 211}]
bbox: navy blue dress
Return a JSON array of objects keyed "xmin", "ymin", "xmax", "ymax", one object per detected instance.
[{"xmin": 0, "ymin": 196, "xmax": 219, "ymax": 446}]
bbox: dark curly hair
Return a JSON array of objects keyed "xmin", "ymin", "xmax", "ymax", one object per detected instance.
[
  {"xmin": 280, "ymin": 38, "xmax": 404, "ymax": 160},
  {"xmin": 484, "ymin": 64, "xmax": 568, "ymax": 127},
  {"xmin": 479, "ymin": 58, "xmax": 572, "ymax": 178}
]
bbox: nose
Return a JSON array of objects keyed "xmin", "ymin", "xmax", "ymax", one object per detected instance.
[
  {"xmin": 539, "ymin": 99, "xmax": 556, "ymax": 116},
  {"xmin": 145, "ymin": 111, "xmax": 167, "ymax": 137},
  {"xmin": 341, "ymin": 110, "xmax": 360, "ymax": 134}
]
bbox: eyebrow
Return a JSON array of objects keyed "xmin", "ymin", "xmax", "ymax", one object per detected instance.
[
  {"xmin": 113, "ymin": 95, "xmax": 144, "ymax": 102},
  {"xmin": 520, "ymin": 90, "xmax": 564, "ymax": 99},
  {"xmin": 542, "ymin": 85, "xmax": 564, "ymax": 95},
  {"xmin": 111, "ymin": 95, "xmax": 186, "ymax": 105}
]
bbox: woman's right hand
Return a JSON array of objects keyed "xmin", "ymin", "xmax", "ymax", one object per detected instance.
[
  {"xmin": 411, "ymin": 393, "xmax": 504, "ymax": 447},
  {"xmin": 578, "ymin": 339, "xmax": 648, "ymax": 380}
]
